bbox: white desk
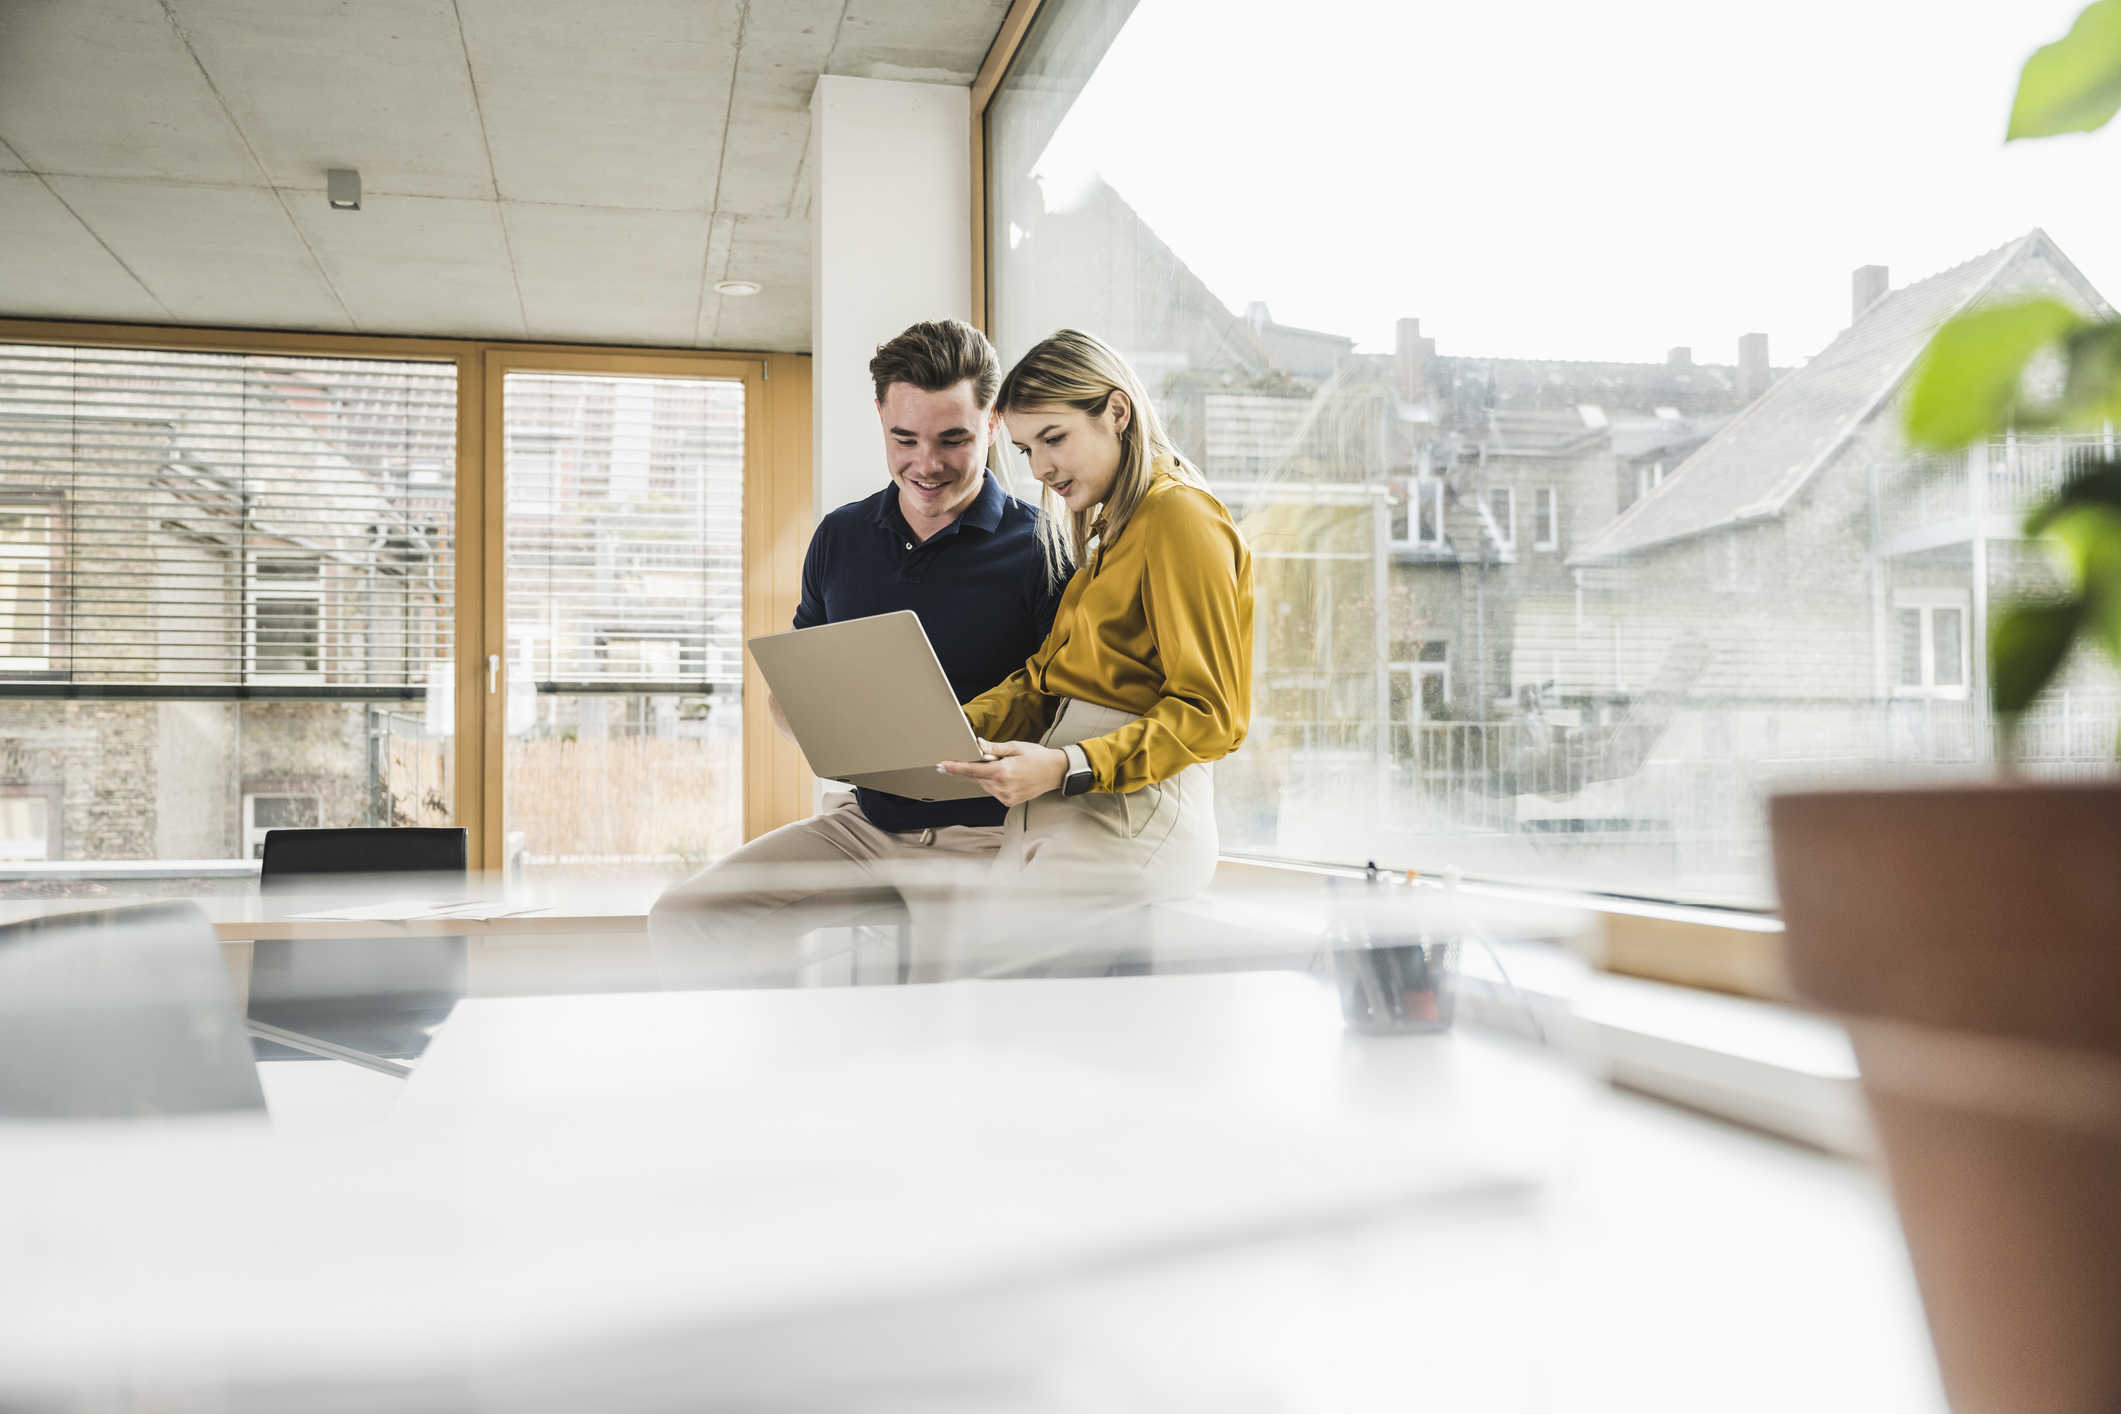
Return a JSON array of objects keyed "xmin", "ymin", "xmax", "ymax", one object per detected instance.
[
  {"xmin": 3, "ymin": 970, "xmax": 1942, "ymax": 1412},
  {"xmin": 389, "ymin": 972, "xmax": 1938, "ymax": 1413}
]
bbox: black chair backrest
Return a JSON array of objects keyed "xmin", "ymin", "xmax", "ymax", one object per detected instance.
[
  {"xmin": 0, "ymin": 902, "xmax": 266, "ymax": 1118},
  {"xmin": 259, "ymin": 827, "xmax": 468, "ymax": 889}
]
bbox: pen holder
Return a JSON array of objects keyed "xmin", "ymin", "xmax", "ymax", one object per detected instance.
[{"xmin": 1327, "ymin": 879, "xmax": 1460, "ymax": 1035}]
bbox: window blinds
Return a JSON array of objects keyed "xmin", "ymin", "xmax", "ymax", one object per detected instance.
[
  {"xmin": 502, "ymin": 373, "xmax": 743, "ymax": 694},
  {"xmin": 0, "ymin": 344, "xmax": 456, "ymax": 699}
]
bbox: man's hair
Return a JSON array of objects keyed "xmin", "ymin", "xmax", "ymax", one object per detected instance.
[{"xmin": 868, "ymin": 319, "xmax": 1001, "ymax": 407}]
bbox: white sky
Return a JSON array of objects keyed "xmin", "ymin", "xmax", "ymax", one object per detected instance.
[{"xmin": 1035, "ymin": 0, "xmax": 2120, "ymax": 367}]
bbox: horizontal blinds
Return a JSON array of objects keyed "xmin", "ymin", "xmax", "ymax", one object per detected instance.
[
  {"xmin": 503, "ymin": 373, "xmax": 743, "ymax": 693},
  {"xmin": 0, "ymin": 344, "xmax": 455, "ymax": 697}
]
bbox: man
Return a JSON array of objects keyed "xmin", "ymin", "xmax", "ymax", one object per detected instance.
[{"xmin": 649, "ymin": 319, "xmax": 1059, "ymax": 987}]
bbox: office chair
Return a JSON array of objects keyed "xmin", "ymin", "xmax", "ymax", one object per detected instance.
[
  {"xmin": 250, "ymin": 826, "xmax": 470, "ymax": 1075},
  {"xmin": 0, "ymin": 902, "xmax": 266, "ymax": 1118}
]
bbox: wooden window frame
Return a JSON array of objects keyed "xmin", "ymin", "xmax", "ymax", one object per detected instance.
[
  {"xmin": 0, "ymin": 318, "xmax": 813, "ymax": 868},
  {"xmin": 970, "ymin": 0, "xmax": 1048, "ymax": 332}
]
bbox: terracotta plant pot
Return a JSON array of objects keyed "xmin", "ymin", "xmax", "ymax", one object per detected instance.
[{"xmin": 1771, "ymin": 783, "xmax": 2121, "ymax": 1414}]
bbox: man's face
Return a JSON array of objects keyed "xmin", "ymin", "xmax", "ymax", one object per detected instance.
[{"xmin": 878, "ymin": 379, "xmax": 995, "ymax": 527}]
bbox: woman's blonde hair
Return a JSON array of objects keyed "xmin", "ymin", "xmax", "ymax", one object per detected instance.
[{"xmin": 997, "ymin": 328, "xmax": 1207, "ymax": 583}]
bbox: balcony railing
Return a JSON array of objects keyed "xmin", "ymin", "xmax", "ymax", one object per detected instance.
[
  {"xmin": 1265, "ymin": 693, "xmax": 2121, "ymax": 835},
  {"xmin": 1881, "ymin": 434, "xmax": 2115, "ymax": 541}
]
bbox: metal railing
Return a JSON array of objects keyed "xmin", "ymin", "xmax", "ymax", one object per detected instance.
[{"xmin": 1881, "ymin": 434, "xmax": 2115, "ymax": 539}]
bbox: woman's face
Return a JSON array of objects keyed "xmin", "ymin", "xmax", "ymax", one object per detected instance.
[{"xmin": 1004, "ymin": 392, "xmax": 1130, "ymax": 516}]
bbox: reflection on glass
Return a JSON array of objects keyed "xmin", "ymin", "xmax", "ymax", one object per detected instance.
[
  {"xmin": 989, "ymin": 0, "xmax": 2121, "ymax": 905},
  {"xmin": 502, "ymin": 374, "xmax": 745, "ymax": 871}
]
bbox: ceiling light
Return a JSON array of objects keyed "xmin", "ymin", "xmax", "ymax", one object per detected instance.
[
  {"xmin": 715, "ymin": 279, "xmax": 761, "ymax": 296},
  {"xmin": 327, "ymin": 169, "xmax": 361, "ymax": 211}
]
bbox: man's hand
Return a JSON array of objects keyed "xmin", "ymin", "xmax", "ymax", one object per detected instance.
[
  {"xmin": 767, "ymin": 691, "xmax": 796, "ymax": 744},
  {"xmin": 937, "ymin": 739, "xmax": 1070, "ymax": 807}
]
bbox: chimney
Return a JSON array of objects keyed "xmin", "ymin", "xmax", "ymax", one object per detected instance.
[
  {"xmin": 1394, "ymin": 317, "xmax": 1435, "ymax": 403},
  {"xmin": 1667, "ymin": 346, "xmax": 1692, "ymax": 366},
  {"xmin": 1852, "ymin": 265, "xmax": 1889, "ymax": 323},
  {"xmin": 1736, "ymin": 332, "xmax": 1770, "ymax": 401}
]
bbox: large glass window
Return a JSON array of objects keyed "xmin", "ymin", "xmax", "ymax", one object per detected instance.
[
  {"xmin": 0, "ymin": 345, "xmax": 455, "ymax": 864},
  {"xmin": 987, "ymin": 0, "xmax": 2117, "ymax": 906},
  {"xmin": 501, "ymin": 373, "xmax": 745, "ymax": 872}
]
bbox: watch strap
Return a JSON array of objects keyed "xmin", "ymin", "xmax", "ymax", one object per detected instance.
[{"xmin": 1062, "ymin": 743, "xmax": 1094, "ymax": 796}]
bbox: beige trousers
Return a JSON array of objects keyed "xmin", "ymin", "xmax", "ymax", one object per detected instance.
[
  {"xmin": 648, "ymin": 699, "xmax": 1219, "ymax": 987},
  {"xmin": 928, "ymin": 699, "xmax": 1220, "ymax": 979},
  {"xmin": 647, "ymin": 795, "xmax": 1001, "ymax": 990}
]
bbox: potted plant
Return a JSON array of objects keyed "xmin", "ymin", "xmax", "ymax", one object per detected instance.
[{"xmin": 1773, "ymin": 7, "xmax": 2121, "ymax": 1410}]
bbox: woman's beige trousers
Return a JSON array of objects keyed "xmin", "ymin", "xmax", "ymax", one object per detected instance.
[{"xmin": 928, "ymin": 698, "xmax": 1220, "ymax": 979}]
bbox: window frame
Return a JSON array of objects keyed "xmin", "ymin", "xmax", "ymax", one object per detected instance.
[
  {"xmin": 246, "ymin": 552, "xmax": 327, "ymax": 684},
  {"xmin": 1891, "ymin": 587, "xmax": 1972, "ymax": 701},
  {"xmin": 1533, "ymin": 487, "xmax": 1559, "ymax": 551},
  {"xmin": 1483, "ymin": 485, "xmax": 1516, "ymax": 551},
  {"xmin": 0, "ymin": 319, "xmax": 813, "ymax": 867}
]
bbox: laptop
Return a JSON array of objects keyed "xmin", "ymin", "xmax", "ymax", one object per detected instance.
[{"xmin": 747, "ymin": 610, "xmax": 997, "ymax": 802}]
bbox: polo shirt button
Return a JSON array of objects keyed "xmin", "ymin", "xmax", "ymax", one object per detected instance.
[{"xmin": 904, "ymin": 541, "xmax": 913, "ymax": 550}]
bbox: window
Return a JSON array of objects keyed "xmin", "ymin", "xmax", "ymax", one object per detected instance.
[
  {"xmin": 1414, "ymin": 479, "xmax": 1445, "ymax": 547},
  {"xmin": 0, "ymin": 509, "xmax": 53, "ymax": 671},
  {"xmin": 501, "ymin": 372, "xmax": 747, "ymax": 869},
  {"xmin": 986, "ymin": 0, "xmax": 2112, "ymax": 906},
  {"xmin": 0, "ymin": 333, "xmax": 802, "ymax": 870},
  {"xmin": 243, "ymin": 792, "xmax": 320, "ymax": 859},
  {"xmin": 1393, "ymin": 478, "xmax": 1447, "ymax": 549},
  {"xmin": 1638, "ymin": 462, "xmax": 1666, "ymax": 503},
  {"xmin": 0, "ymin": 342, "xmax": 456, "ymax": 862},
  {"xmin": 1893, "ymin": 590, "xmax": 1969, "ymax": 700},
  {"xmin": 1483, "ymin": 488, "xmax": 1516, "ymax": 550},
  {"xmin": 249, "ymin": 556, "xmax": 324, "ymax": 681},
  {"xmin": 0, "ymin": 790, "xmax": 54, "ymax": 860}
]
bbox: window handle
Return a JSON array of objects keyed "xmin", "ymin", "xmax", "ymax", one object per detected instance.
[{"xmin": 488, "ymin": 654, "xmax": 499, "ymax": 695}]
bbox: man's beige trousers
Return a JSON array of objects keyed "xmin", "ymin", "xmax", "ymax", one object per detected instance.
[{"xmin": 648, "ymin": 699, "xmax": 1218, "ymax": 987}]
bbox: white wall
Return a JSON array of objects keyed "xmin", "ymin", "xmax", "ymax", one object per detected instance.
[{"xmin": 809, "ymin": 76, "xmax": 972, "ymax": 520}]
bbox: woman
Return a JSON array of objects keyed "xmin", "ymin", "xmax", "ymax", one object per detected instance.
[{"xmin": 937, "ymin": 329, "xmax": 1253, "ymax": 971}]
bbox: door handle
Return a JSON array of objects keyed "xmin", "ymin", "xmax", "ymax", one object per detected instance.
[{"xmin": 488, "ymin": 654, "xmax": 500, "ymax": 695}]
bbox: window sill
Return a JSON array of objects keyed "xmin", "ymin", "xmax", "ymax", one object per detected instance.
[{"xmin": 1176, "ymin": 857, "xmax": 1865, "ymax": 1156}]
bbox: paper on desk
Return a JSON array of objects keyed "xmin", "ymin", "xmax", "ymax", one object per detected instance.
[{"xmin": 283, "ymin": 899, "xmax": 552, "ymax": 923}]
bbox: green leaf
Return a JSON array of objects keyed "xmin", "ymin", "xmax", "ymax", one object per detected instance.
[
  {"xmin": 1991, "ymin": 599, "xmax": 2085, "ymax": 716},
  {"xmin": 2058, "ymin": 321, "xmax": 2121, "ymax": 425},
  {"xmin": 2044, "ymin": 503, "xmax": 2121, "ymax": 666},
  {"xmin": 2026, "ymin": 461, "xmax": 2121, "ymax": 536},
  {"xmin": 2011, "ymin": 0, "xmax": 2121, "ymax": 139},
  {"xmin": 1905, "ymin": 300, "xmax": 2086, "ymax": 450}
]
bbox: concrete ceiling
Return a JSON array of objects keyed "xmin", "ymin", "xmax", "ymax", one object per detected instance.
[{"xmin": 0, "ymin": 0, "xmax": 1010, "ymax": 352}]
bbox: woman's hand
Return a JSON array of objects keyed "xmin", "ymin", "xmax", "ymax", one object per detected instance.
[{"xmin": 937, "ymin": 739, "xmax": 1070, "ymax": 807}]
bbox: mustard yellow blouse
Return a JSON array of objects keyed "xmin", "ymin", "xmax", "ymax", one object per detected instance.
[{"xmin": 964, "ymin": 460, "xmax": 1254, "ymax": 793}]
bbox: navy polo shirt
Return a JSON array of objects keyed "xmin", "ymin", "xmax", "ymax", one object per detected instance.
[{"xmin": 792, "ymin": 472, "xmax": 1060, "ymax": 831}]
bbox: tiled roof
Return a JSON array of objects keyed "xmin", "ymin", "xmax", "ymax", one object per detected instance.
[{"xmin": 1568, "ymin": 230, "xmax": 2109, "ymax": 564}]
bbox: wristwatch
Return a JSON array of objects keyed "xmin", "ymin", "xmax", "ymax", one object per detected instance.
[{"xmin": 1061, "ymin": 744, "xmax": 1095, "ymax": 797}]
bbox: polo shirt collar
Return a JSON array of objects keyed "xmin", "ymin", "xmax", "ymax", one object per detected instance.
[{"xmin": 959, "ymin": 471, "xmax": 1007, "ymax": 534}]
